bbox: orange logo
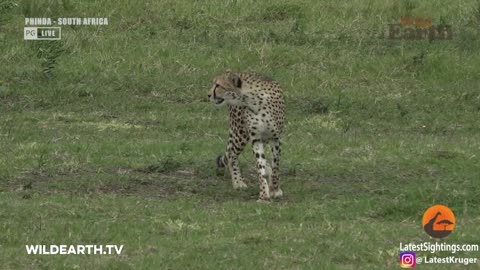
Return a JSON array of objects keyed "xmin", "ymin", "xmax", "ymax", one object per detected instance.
[{"xmin": 422, "ymin": 205, "xmax": 455, "ymax": 238}]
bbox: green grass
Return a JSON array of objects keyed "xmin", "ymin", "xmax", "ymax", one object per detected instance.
[{"xmin": 1, "ymin": 0, "xmax": 480, "ymax": 269}]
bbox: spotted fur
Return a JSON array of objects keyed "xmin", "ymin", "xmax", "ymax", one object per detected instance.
[{"xmin": 208, "ymin": 71, "xmax": 285, "ymax": 201}]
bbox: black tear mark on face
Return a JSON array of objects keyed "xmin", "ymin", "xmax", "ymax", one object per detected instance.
[
  {"xmin": 211, "ymin": 84, "xmax": 223, "ymax": 99},
  {"xmin": 232, "ymin": 74, "xmax": 242, "ymax": 88}
]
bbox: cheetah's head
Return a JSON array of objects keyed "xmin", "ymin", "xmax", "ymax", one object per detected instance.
[{"xmin": 208, "ymin": 72, "xmax": 243, "ymax": 107}]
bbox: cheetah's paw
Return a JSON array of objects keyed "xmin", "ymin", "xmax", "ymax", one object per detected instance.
[
  {"xmin": 271, "ymin": 189, "xmax": 283, "ymax": 198},
  {"xmin": 233, "ymin": 181, "xmax": 247, "ymax": 190}
]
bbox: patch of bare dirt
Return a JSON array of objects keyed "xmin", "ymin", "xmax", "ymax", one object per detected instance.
[{"xmin": 5, "ymin": 168, "xmax": 224, "ymax": 199}]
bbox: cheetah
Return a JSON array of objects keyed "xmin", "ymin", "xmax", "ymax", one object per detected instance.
[{"xmin": 208, "ymin": 71, "xmax": 285, "ymax": 201}]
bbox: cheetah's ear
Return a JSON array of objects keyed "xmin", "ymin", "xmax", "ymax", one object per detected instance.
[{"xmin": 231, "ymin": 74, "xmax": 242, "ymax": 88}]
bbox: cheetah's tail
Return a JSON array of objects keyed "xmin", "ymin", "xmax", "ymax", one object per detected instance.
[{"xmin": 216, "ymin": 154, "xmax": 227, "ymax": 168}]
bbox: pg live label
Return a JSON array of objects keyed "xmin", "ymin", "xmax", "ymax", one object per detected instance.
[{"xmin": 24, "ymin": 27, "xmax": 61, "ymax": 40}]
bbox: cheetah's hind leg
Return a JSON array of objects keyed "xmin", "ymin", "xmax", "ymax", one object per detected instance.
[{"xmin": 265, "ymin": 162, "xmax": 272, "ymax": 187}]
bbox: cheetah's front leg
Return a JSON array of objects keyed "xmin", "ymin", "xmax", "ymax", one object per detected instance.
[
  {"xmin": 252, "ymin": 140, "xmax": 270, "ymax": 201},
  {"xmin": 270, "ymin": 139, "xmax": 283, "ymax": 198},
  {"xmin": 224, "ymin": 134, "xmax": 248, "ymax": 190}
]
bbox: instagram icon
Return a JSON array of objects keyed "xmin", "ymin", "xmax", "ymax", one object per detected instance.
[{"xmin": 400, "ymin": 252, "xmax": 416, "ymax": 268}]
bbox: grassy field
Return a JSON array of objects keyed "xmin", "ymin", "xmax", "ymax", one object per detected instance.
[{"xmin": 1, "ymin": 0, "xmax": 480, "ymax": 269}]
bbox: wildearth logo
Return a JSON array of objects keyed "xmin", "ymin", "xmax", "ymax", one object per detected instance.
[{"xmin": 388, "ymin": 16, "xmax": 453, "ymax": 40}]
